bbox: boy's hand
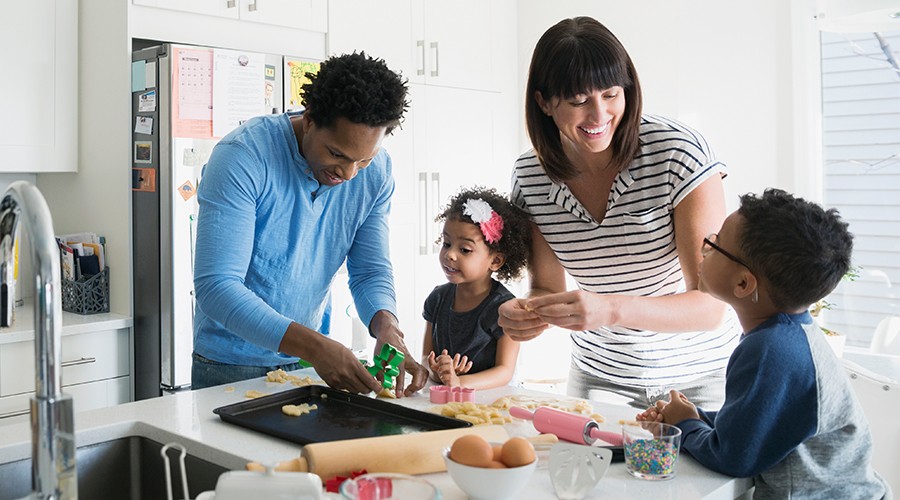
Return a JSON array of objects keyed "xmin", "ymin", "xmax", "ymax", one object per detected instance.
[
  {"xmin": 658, "ymin": 389, "xmax": 700, "ymax": 424},
  {"xmin": 636, "ymin": 405, "xmax": 665, "ymax": 422}
]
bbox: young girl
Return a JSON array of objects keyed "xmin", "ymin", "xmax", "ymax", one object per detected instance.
[{"xmin": 422, "ymin": 187, "xmax": 531, "ymax": 389}]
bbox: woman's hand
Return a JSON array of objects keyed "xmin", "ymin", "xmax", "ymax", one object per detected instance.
[
  {"xmin": 498, "ymin": 298, "xmax": 551, "ymax": 341},
  {"xmin": 524, "ymin": 290, "xmax": 617, "ymax": 331}
]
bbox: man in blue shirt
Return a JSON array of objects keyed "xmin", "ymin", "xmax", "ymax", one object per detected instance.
[{"xmin": 192, "ymin": 52, "xmax": 427, "ymax": 396}]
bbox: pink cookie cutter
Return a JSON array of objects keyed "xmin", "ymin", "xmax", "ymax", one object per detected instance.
[{"xmin": 430, "ymin": 385, "xmax": 475, "ymax": 403}]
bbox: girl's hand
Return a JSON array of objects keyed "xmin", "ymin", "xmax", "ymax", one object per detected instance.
[
  {"xmin": 426, "ymin": 351, "xmax": 442, "ymax": 383},
  {"xmin": 450, "ymin": 352, "xmax": 473, "ymax": 375},
  {"xmin": 498, "ymin": 298, "xmax": 550, "ymax": 341},
  {"xmin": 436, "ymin": 354, "xmax": 462, "ymax": 387}
]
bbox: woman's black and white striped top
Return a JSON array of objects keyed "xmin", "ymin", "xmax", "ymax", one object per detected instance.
[{"xmin": 511, "ymin": 115, "xmax": 739, "ymax": 388}]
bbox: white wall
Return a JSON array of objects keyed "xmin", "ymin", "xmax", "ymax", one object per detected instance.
[
  {"xmin": 515, "ymin": 0, "xmax": 805, "ymax": 211},
  {"xmin": 36, "ymin": 0, "xmax": 132, "ymax": 315},
  {"xmin": 30, "ymin": 0, "xmax": 818, "ymax": 320}
]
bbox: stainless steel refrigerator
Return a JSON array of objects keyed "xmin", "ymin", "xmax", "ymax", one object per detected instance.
[{"xmin": 131, "ymin": 43, "xmax": 296, "ymax": 399}]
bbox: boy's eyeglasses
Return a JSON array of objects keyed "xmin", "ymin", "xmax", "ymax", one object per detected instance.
[{"xmin": 702, "ymin": 233, "xmax": 755, "ymax": 274}]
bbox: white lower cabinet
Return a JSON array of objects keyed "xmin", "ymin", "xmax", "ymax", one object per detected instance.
[{"xmin": 0, "ymin": 327, "xmax": 132, "ymax": 426}]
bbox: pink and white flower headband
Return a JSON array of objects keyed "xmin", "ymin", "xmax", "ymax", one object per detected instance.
[{"xmin": 463, "ymin": 198, "xmax": 504, "ymax": 244}]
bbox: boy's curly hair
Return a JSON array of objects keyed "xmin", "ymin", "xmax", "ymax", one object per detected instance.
[
  {"xmin": 738, "ymin": 188, "xmax": 853, "ymax": 310},
  {"xmin": 437, "ymin": 187, "xmax": 532, "ymax": 282},
  {"xmin": 301, "ymin": 52, "xmax": 408, "ymax": 133}
]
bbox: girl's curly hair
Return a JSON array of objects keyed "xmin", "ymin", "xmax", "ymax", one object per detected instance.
[
  {"xmin": 301, "ymin": 52, "xmax": 409, "ymax": 133},
  {"xmin": 437, "ymin": 187, "xmax": 532, "ymax": 282}
]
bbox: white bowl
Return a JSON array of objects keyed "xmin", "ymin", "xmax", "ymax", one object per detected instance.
[{"xmin": 442, "ymin": 449, "xmax": 537, "ymax": 500}]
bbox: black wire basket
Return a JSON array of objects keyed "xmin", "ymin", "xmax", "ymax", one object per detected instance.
[{"xmin": 61, "ymin": 267, "xmax": 110, "ymax": 314}]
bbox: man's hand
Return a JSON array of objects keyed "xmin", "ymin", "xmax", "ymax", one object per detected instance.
[
  {"xmin": 280, "ymin": 322, "xmax": 381, "ymax": 394},
  {"xmin": 305, "ymin": 333, "xmax": 383, "ymax": 394},
  {"xmin": 370, "ymin": 311, "xmax": 427, "ymax": 397}
]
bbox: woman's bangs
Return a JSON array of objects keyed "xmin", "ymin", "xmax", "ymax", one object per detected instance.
[{"xmin": 545, "ymin": 43, "xmax": 631, "ymax": 99}]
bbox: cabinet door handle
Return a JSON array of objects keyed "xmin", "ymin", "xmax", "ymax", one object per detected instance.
[
  {"xmin": 226, "ymin": 0, "xmax": 236, "ymax": 8},
  {"xmin": 419, "ymin": 172, "xmax": 429, "ymax": 255},
  {"xmin": 0, "ymin": 408, "xmax": 29, "ymax": 419},
  {"xmin": 416, "ymin": 40, "xmax": 426, "ymax": 76},
  {"xmin": 248, "ymin": 0, "xmax": 258, "ymax": 12},
  {"xmin": 430, "ymin": 42, "xmax": 439, "ymax": 77},
  {"xmin": 61, "ymin": 356, "xmax": 96, "ymax": 368},
  {"xmin": 431, "ymin": 172, "xmax": 441, "ymax": 253}
]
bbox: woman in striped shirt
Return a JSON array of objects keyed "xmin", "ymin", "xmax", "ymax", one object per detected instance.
[{"xmin": 499, "ymin": 16, "xmax": 740, "ymax": 409}]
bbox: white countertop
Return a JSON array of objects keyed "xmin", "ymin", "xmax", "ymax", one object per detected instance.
[
  {"xmin": 0, "ymin": 300, "xmax": 133, "ymax": 344},
  {"xmin": 0, "ymin": 369, "xmax": 752, "ymax": 499}
]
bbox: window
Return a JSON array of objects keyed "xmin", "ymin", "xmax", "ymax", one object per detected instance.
[{"xmin": 819, "ymin": 29, "xmax": 900, "ymax": 348}]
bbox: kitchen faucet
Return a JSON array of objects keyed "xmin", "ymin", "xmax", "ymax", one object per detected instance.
[{"xmin": 0, "ymin": 181, "xmax": 77, "ymax": 499}]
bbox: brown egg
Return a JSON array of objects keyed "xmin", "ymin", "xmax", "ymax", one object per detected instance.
[
  {"xmin": 500, "ymin": 437, "xmax": 536, "ymax": 468},
  {"xmin": 450, "ymin": 434, "xmax": 494, "ymax": 468},
  {"xmin": 486, "ymin": 460, "xmax": 507, "ymax": 469},
  {"xmin": 491, "ymin": 444, "xmax": 503, "ymax": 462}
]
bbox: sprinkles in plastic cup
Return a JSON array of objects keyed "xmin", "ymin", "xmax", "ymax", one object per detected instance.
[{"xmin": 622, "ymin": 421, "xmax": 682, "ymax": 480}]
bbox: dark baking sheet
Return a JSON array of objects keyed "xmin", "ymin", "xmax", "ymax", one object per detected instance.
[
  {"xmin": 213, "ymin": 385, "xmax": 472, "ymax": 444},
  {"xmin": 601, "ymin": 445, "xmax": 625, "ymax": 463}
]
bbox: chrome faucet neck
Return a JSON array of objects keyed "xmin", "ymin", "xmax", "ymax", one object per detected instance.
[{"xmin": 1, "ymin": 181, "xmax": 76, "ymax": 499}]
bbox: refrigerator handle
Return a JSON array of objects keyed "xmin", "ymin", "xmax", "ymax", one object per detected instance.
[
  {"xmin": 416, "ymin": 40, "xmax": 425, "ymax": 76},
  {"xmin": 418, "ymin": 172, "xmax": 428, "ymax": 255},
  {"xmin": 430, "ymin": 42, "xmax": 440, "ymax": 77},
  {"xmin": 431, "ymin": 172, "xmax": 441, "ymax": 253}
]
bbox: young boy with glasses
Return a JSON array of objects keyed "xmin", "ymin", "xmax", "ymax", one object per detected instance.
[{"xmin": 638, "ymin": 188, "xmax": 890, "ymax": 499}]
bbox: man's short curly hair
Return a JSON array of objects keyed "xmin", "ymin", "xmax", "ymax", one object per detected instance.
[
  {"xmin": 437, "ymin": 187, "xmax": 532, "ymax": 282},
  {"xmin": 301, "ymin": 52, "xmax": 408, "ymax": 133}
]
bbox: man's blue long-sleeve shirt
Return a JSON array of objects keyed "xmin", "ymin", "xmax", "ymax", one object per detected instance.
[{"xmin": 192, "ymin": 113, "xmax": 396, "ymax": 366}]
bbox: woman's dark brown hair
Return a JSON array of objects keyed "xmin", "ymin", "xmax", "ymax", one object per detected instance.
[{"xmin": 525, "ymin": 17, "xmax": 643, "ymax": 182}]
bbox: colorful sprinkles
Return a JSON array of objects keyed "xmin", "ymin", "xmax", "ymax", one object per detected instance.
[{"xmin": 624, "ymin": 437, "xmax": 678, "ymax": 476}]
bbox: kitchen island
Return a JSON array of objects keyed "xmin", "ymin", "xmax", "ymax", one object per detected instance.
[{"xmin": 0, "ymin": 368, "xmax": 752, "ymax": 499}]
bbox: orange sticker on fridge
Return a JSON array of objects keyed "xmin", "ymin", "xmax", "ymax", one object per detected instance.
[{"xmin": 177, "ymin": 180, "xmax": 196, "ymax": 201}]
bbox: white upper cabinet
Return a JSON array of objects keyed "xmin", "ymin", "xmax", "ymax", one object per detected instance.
[
  {"xmin": 328, "ymin": 0, "xmax": 506, "ymax": 92},
  {"xmin": 131, "ymin": 0, "xmax": 239, "ymax": 19},
  {"xmin": 132, "ymin": 0, "xmax": 327, "ymax": 32},
  {"xmin": 328, "ymin": 1, "xmax": 517, "ymax": 341},
  {"xmin": 0, "ymin": 0, "xmax": 77, "ymax": 173},
  {"xmin": 328, "ymin": 0, "xmax": 416, "ymax": 80},
  {"xmin": 240, "ymin": 0, "xmax": 327, "ymax": 33},
  {"xmin": 413, "ymin": 0, "xmax": 498, "ymax": 91}
]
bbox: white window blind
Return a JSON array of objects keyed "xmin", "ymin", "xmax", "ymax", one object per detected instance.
[{"xmin": 820, "ymin": 30, "xmax": 900, "ymax": 347}]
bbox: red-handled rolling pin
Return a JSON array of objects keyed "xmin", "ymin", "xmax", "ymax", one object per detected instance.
[{"xmin": 509, "ymin": 406, "xmax": 624, "ymax": 446}]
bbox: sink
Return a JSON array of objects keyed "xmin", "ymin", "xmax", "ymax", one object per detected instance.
[{"xmin": 0, "ymin": 435, "xmax": 230, "ymax": 500}]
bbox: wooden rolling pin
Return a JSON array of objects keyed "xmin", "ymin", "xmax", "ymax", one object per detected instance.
[{"xmin": 247, "ymin": 425, "xmax": 509, "ymax": 479}]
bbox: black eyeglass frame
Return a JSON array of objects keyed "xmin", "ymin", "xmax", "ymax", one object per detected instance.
[{"xmin": 702, "ymin": 234, "xmax": 755, "ymax": 274}]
